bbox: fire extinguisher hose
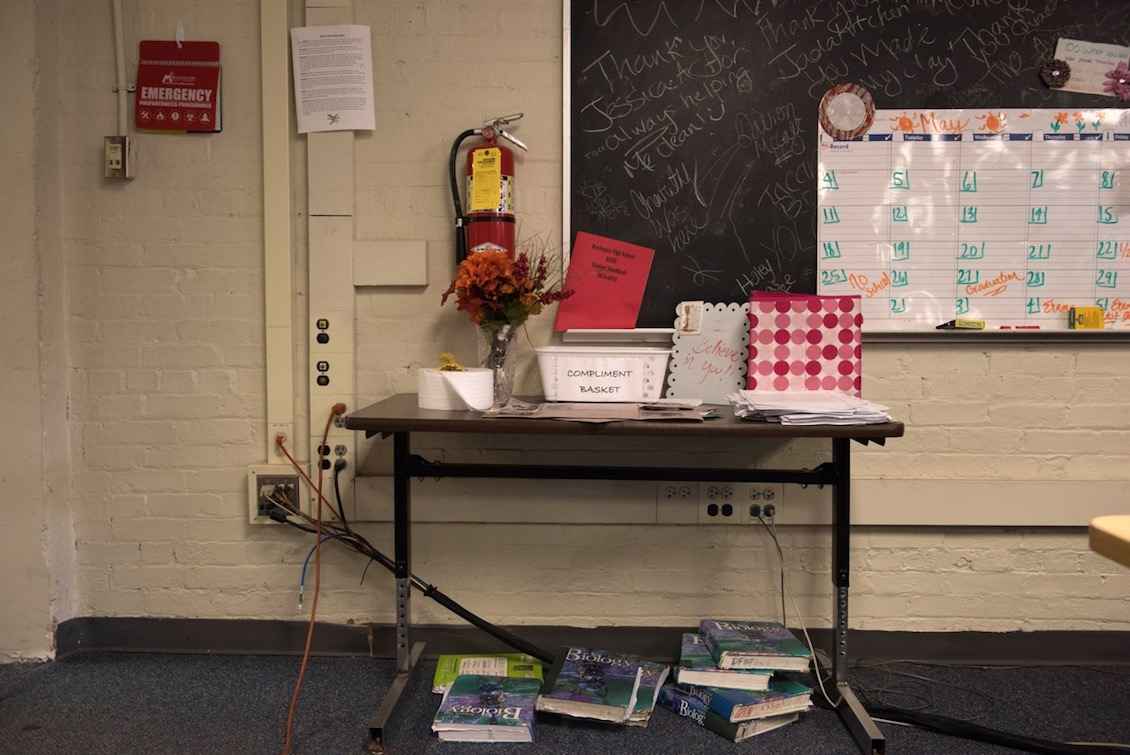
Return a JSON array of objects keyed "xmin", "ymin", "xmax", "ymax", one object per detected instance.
[{"xmin": 449, "ymin": 128, "xmax": 480, "ymax": 263}]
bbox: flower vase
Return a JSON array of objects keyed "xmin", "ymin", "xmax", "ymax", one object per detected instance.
[{"xmin": 479, "ymin": 324, "xmax": 518, "ymax": 408}]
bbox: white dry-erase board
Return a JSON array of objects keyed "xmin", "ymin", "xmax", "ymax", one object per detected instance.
[
  {"xmin": 817, "ymin": 108, "xmax": 1130, "ymax": 332},
  {"xmin": 666, "ymin": 303, "xmax": 748, "ymax": 403},
  {"xmin": 563, "ymin": 0, "xmax": 1130, "ymax": 331}
]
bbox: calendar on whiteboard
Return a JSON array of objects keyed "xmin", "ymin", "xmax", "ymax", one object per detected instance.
[{"xmin": 816, "ymin": 109, "xmax": 1130, "ymax": 330}]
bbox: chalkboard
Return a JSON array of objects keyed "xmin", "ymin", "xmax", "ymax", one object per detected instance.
[{"xmin": 566, "ymin": 0, "xmax": 1130, "ymax": 328}]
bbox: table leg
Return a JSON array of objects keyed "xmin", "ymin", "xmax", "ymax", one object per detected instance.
[
  {"xmin": 831, "ymin": 438, "xmax": 885, "ymax": 755},
  {"xmin": 393, "ymin": 432, "xmax": 412, "ymax": 671},
  {"xmin": 367, "ymin": 432, "xmax": 424, "ymax": 754}
]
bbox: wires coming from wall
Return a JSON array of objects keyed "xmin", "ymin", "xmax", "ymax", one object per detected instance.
[
  {"xmin": 757, "ymin": 514, "xmax": 786, "ymax": 626},
  {"xmin": 279, "ymin": 404, "xmax": 345, "ymax": 755},
  {"xmin": 755, "ymin": 513, "xmax": 840, "ymax": 710},
  {"xmin": 331, "ymin": 460, "xmax": 349, "ymax": 528},
  {"xmin": 298, "ymin": 534, "xmax": 347, "ymax": 610},
  {"xmin": 270, "ymin": 422, "xmax": 557, "ymax": 674}
]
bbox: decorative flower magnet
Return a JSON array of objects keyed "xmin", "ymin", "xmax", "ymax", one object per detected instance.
[
  {"xmin": 1039, "ymin": 59, "xmax": 1070, "ymax": 89},
  {"xmin": 1104, "ymin": 62, "xmax": 1130, "ymax": 101},
  {"xmin": 818, "ymin": 83, "xmax": 875, "ymax": 140}
]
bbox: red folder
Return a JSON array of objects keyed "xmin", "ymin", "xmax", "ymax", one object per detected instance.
[{"xmin": 553, "ymin": 232, "xmax": 654, "ymax": 331}]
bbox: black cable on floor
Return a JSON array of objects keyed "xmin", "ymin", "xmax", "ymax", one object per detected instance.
[
  {"xmin": 832, "ymin": 663, "xmax": 1127, "ymax": 754},
  {"xmin": 867, "ymin": 705, "xmax": 1129, "ymax": 755}
]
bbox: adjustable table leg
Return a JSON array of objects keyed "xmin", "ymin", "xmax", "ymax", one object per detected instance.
[
  {"xmin": 367, "ymin": 432, "xmax": 425, "ymax": 754},
  {"xmin": 831, "ymin": 438, "xmax": 884, "ymax": 755}
]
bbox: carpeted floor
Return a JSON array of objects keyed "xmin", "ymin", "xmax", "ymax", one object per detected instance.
[{"xmin": 0, "ymin": 653, "xmax": 1127, "ymax": 754}]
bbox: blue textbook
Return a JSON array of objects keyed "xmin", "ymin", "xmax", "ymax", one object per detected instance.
[
  {"xmin": 679, "ymin": 679, "xmax": 813, "ymax": 723},
  {"xmin": 658, "ymin": 684, "xmax": 798, "ymax": 741}
]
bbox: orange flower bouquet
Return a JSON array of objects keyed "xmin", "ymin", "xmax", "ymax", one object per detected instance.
[{"xmin": 441, "ymin": 244, "xmax": 572, "ymax": 406}]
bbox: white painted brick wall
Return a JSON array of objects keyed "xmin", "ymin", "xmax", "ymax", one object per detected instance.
[
  {"xmin": 0, "ymin": 0, "xmax": 55, "ymax": 659},
  {"xmin": 6, "ymin": 0, "xmax": 1128, "ymax": 643}
]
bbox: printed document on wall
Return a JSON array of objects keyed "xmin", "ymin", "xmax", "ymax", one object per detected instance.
[{"xmin": 290, "ymin": 25, "xmax": 375, "ymax": 133}]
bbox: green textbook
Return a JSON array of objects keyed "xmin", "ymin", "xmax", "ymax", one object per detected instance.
[
  {"xmin": 537, "ymin": 647, "xmax": 666, "ymax": 723},
  {"xmin": 699, "ymin": 619, "xmax": 810, "ymax": 671},
  {"xmin": 432, "ymin": 674, "xmax": 540, "ymax": 742},
  {"xmin": 431, "ymin": 653, "xmax": 542, "ymax": 694},
  {"xmin": 677, "ymin": 632, "xmax": 772, "ymax": 691}
]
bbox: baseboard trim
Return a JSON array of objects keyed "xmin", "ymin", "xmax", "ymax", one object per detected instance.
[{"xmin": 54, "ymin": 617, "xmax": 1130, "ymax": 665}]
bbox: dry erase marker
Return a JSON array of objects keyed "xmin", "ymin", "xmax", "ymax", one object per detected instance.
[
  {"xmin": 1069, "ymin": 306, "xmax": 1104, "ymax": 330},
  {"xmin": 999, "ymin": 325, "xmax": 1041, "ymax": 330},
  {"xmin": 936, "ymin": 318, "xmax": 985, "ymax": 330}
]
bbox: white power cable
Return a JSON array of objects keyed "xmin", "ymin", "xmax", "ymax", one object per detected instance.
[{"xmin": 758, "ymin": 516, "xmax": 841, "ymax": 709}]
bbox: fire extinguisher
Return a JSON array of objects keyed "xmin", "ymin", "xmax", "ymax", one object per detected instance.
[{"xmin": 449, "ymin": 113, "xmax": 528, "ymax": 263}]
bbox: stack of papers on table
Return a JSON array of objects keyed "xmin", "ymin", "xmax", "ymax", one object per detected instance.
[
  {"xmin": 728, "ymin": 391, "xmax": 890, "ymax": 425},
  {"xmin": 485, "ymin": 400, "xmax": 715, "ymax": 423}
]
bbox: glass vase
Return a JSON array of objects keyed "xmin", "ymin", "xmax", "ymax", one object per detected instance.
[{"xmin": 479, "ymin": 324, "xmax": 517, "ymax": 409}]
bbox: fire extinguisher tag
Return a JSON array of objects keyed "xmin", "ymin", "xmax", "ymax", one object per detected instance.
[{"xmin": 470, "ymin": 148, "xmax": 503, "ymax": 213}]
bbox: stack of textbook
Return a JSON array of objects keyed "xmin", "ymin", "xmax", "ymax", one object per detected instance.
[
  {"xmin": 535, "ymin": 647, "xmax": 669, "ymax": 727},
  {"xmin": 432, "ymin": 674, "xmax": 541, "ymax": 742},
  {"xmin": 430, "ymin": 653, "xmax": 544, "ymax": 742},
  {"xmin": 657, "ymin": 620, "xmax": 814, "ymax": 742}
]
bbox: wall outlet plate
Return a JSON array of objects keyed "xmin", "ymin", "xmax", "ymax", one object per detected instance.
[
  {"xmin": 660, "ymin": 483, "xmax": 698, "ymax": 501},
  {"xmin": 103, "ymin": 135, "xmax": 135, "ymax": 179},
  {"xmin": 248, "ymin": 464, "xmax": 307, "ymax": 524},
  {"xmin": 655, "ymin": 482, "xmax": 698, "ymax": 524},
  {"xmin": 697, "ymin": 483, "xmax": 784, "ymax": 525},
  {"xmin": 743, "ymin": 483, "xmax": 784, "ymax": 523},
  {"xmin": 699, "ymin": 483, "xmax": 741, "ymax": 524}
]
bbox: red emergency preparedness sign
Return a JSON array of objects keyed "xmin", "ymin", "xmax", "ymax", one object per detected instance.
[{"xmin": 135, "ymin": 40, "xmax": 221, "ymax": 132}]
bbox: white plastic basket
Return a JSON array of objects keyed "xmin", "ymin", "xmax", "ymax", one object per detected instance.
[{"xmin": 536, "ymin": 346, "xmax": 671, "ymax": 402}]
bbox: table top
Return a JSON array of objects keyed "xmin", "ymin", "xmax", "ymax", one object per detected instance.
[{"xmin": 344, "ymin": 394, "xmax": 905, "ymax": 440}]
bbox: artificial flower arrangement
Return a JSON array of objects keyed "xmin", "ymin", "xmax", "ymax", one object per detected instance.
[{"xmin": 441, "ymin": 240, "xmax": 573, "ymax": 405}]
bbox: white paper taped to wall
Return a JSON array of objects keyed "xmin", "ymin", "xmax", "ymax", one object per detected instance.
[{"xmin": 290, "ymin": 25, "xmax": 375, "ymax": 133}]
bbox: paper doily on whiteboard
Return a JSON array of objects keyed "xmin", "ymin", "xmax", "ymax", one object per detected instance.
[{"xmin": 666, "ymin": 302, "xmax": 750, "ymax": 404}]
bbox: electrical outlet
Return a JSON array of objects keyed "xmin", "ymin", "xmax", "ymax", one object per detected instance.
[
  {"xmin": 656, "ymin": 482, "xmax": 699, "ymax": 524},
  {"xmin": 247, "ymin": 465, "xmax": 306, "ymax": 524},
  {"xmin": 660, "ymin": 483, "xmax": 697, "ymax": 500},
  {"xmin": 744, "ymin": 484, "xmax": 783, "ymax": 524},
  {"xmin": 308, "ymin": 433, "xmax": 355, "ymax": 520},
  {"xmin": 699, "ymin": 483, "xmax": 741, "ymax": 525}
]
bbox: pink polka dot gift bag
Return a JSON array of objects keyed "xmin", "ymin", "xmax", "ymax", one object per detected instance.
[{"xmin": 746, "ymin": 292, "xmax": 862, "ymax": 397}]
